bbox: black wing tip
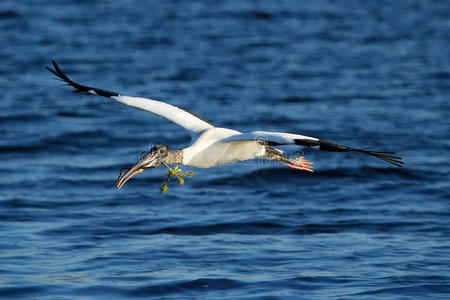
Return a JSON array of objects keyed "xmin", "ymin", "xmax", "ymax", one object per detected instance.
[
  {"xmin": 294, "ymin": 139, "xmax": 321, "ymax": 147},
  {"xmin": 47, "ymin": 59, "xmax": 64, "ymax": 78},
  {"xmin": 46, "ymin": 59, "xmax": 81, "ymax": 90},
  {"xmin": 46, "ymin": 66, "xmax": 58, "ymax": 77},
  {"xmin": 358, "ymin": 149, "xmax": 404, "ymax": 167},
  {"xmin": 46, "ymin": 59, "xmax": 119, "ymax": 98},
  {"xmin": 316, "ymin": 139, "xmax": 404, "ymax": 167}
]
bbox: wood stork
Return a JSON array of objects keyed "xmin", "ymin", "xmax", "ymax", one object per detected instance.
[{"xmin": 47, "ymin": 60, "xmax": 403, "ymax": 189}]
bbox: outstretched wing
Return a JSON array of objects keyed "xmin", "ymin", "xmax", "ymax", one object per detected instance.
[
  {"xmin": 47, "ymin": 60, "xmax": 214, "ymax": 135},
  {"xmin": 224, "ymin": 131, "xmax": 404, "ymax": 167}
]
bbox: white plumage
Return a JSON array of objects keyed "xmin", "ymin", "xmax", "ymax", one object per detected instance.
[
  {"xmin": 114, "ymin": 95, "xmax": 213, "ymax": 135},
  {"xmin": 47, "ymin": 60, "xmax": 403, "ymax": 189}
]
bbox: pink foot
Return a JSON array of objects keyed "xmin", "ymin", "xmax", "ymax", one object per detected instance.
[{"xmin": 282, "ymin": 157, "xmax": 314, "ymax": 172}]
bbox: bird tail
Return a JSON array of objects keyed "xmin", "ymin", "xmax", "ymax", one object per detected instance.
[{"xmin": 317, "ymin": 139, "xmax": 404, "ymax": 167}]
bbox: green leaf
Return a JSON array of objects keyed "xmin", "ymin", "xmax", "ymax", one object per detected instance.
[
  {"xmin": 160, "ymin": 183, "xmax": 168, "ymax": 194},
  {"xmin": 159, "ymin": 165, "xmax": 194, "ymax": 193}
]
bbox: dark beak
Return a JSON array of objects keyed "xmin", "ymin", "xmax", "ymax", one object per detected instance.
[{"xmin": 116, "ymin": 152, "xmax": 160, "ymax": 190}]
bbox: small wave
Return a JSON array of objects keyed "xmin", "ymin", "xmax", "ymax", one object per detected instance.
[
  {"xmin": 56, "ymin": 130, "xmax": 111, "ymax": 139},
  {"xmin": 361, "ymin": 35, "xmax": 404, "ymax": 44},
  {"xmin": 0, "ymin": 286, "xmax": 45, "ymax": 298},
  {"xmin": 167, "ymin": 67, "xmax": 206, "ymax": 81},
  {"xmin": 201, "ymin": 167, "xmax": 312, "ymax": 186},
  {"xmin": 0, "ymin": 144, "xmax": 45, "ymax": 153},
  {"xmin": 56, "ymin": 111, "xmax": 98, "ymax": 118},
  {"xmin": 127, "ymin": 278, "xmax": 244, "ymax": 297},
  {"xmin": 226, "ymin": 10, "xmax": 273, "ymax": 20},
  {"xmin": 132, "ymin": 36, "xmax": 173, "ymax": 48},
  {"xmin": 151, "ymin": 221, "xmax": 288, "ymax": 235},
  {"xmin": 202, "ymin": 165, "xmax": 427, "ymax": 188},
  {"xmin": 0, "ymin": 130, "xmax": 115, "ymax": 154},
  {"xmin": 0, "ymin": 10, "xmax": 20, "ymax": 19},
  {"xmin": 293, "ymin": 221, "xmax": 422, "ymax": 235},
  {"xmin": 1, "ymin": 198, "xmax": 50, "ymax": 209},
  {"xmin": 427, "ymin": 71, "xmax": 450, "ymax": 79},
  {"xmin": 0, "ymin": 113, "xmax": 46, "ymax": 122},
  {"xmin": 55, "ymin": 177, "xmax": 117, "ymax": 189},
  {"xmin": 234, "ymin": 40, "xmax": 285, "ymax": 52},
  {"xmin": 144, "ymin": 219, "xmax": 426, "ymax": 236},
  {"xmin": 0, "ymin": 212, "xmax": 39, "ymax": 222},
  {"xmin": 280, "ymin": 96, "xmax": 317, "ymax": 103},
  {"xmin": 315, "ymin": 166, "xmax": 424, "ymax": 180},
  {"xmin": 352, "ymin": 283, "xmax": 450, "ymax": 297}
]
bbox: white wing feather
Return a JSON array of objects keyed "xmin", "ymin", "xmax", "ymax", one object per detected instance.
[
  {"xmin": 47, "ymin": 60, "xmax": 213, "ymax": 135},
  {"xmin": 223, "ymin": 131, "xmax": 319, "ymax": 145},
  {"xmin": 113, "ymin": 95, "xmax": 213, "ymax": 133}
]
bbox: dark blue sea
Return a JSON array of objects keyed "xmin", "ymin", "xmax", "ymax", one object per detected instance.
[{"xmin": 1, "ymin": 0, "xmax": 449, "ymax": 299}]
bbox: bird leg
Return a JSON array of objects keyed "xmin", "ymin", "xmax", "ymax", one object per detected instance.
[
  {"xmin": 264, "ymin": 146, "xmax": 314, "ymax": 172},
  {"xmin": 280, "ymin": 156, "xmax": 314, "ymax": 172}
]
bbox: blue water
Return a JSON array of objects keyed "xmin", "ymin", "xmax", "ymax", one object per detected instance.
[{"xmin": 1, "ymin": 0, "xmax": 449, "ymax": 299}]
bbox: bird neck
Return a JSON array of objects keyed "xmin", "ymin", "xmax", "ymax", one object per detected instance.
[{"xmin": 166, "ymin": 149, "xmax": 183, "ymax": 164}]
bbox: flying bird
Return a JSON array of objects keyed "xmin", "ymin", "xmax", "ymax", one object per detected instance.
[{"xmin": 47, "ymin": 60, "xmax": 403, "ymax": 189}]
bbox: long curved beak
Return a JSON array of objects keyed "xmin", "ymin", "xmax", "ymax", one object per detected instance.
[
  {"xmin": 116, "ymin": 152, "xmax": 160, "ymax": 190},
  {"xmin": 116, "ymin": 165, "xmax": 144, "ymax": 190}
]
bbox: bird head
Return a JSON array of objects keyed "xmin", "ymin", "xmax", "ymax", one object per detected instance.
[{"xmin": 116, "ymin": 145, "xmax": 169, "ymax": 189}]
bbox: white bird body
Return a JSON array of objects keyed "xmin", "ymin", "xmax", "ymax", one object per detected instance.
[
  {"xmin": 182, "ymin": 128, "xmax": 319, "ymax": 168},
  {"xmin": 183, "ymin": 128, "xmax": 266, "ymax": 168},
  {"xmin": 47, "ymin": 60, "xmax": 403, "ymax": 189}
]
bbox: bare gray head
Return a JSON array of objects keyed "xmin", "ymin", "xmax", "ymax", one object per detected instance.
[{"xmin": 116, "ymin": 145, "xmax": 173, "ymax": 189}]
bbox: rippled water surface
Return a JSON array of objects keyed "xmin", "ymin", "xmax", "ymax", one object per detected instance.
[{"xmin": 1, "ymin": 0, "xmax": 449, "ymax": 299}]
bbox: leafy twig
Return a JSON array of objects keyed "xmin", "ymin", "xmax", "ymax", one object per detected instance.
[{"xmin": 160, "ymin": 163, "xmax": 194, "ymax": 194}]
